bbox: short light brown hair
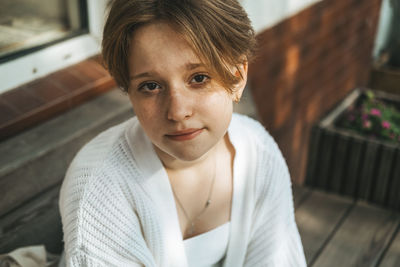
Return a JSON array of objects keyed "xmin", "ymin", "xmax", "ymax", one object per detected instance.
[{"xmin": 102, "ymin": 0, "xmax": 256, "ymax": 93}]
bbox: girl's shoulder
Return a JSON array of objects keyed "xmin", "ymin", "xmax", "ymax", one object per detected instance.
[
  {"xmin": 71, "ymin": 118, "xmax": 137, "ymax": 168},
  {"xmin": 230, "ymin": 113, "xmax": 289, "ymax": 190},
  {"xmin": 59, "ymin": 117, "xmax": 143, "ymax": 252},
  {"xmin": 60, "ymin": 117, "xmax": 139, "ymax": 216},
  {"xmin": 230, "ymin": 113, "xmax": 281, "ymax": 155},
  {"xmin": 230, "ymin": 115, "xmax": 293, "ymax": 218},
  {"xmin": 67, "ymin": 118, "xmax": 136, "ymax": 179}
]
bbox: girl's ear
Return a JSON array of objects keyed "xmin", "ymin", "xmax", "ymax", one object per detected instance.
[{"xmin": 232, "ymin": 60, "xmax": 248, "ymax": 103}]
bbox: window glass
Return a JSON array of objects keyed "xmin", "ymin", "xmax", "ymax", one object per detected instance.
[{"xmin": 0, "ymin": 0, "xmax": 87, "ymax": 61}]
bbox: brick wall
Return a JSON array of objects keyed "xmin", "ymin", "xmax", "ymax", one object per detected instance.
[{"xmin": 248, "ymin": 0, "xmax": 382, "ymax": 184}]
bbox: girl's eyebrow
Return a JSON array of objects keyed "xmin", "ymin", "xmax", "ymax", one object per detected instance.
[
  {"xmin": 130, "ymin": 72, "xmax": 152, "ymax": 81},
  {"xmin": 185, "ymin": 63, "xmax": 204, "ymax": 70},
  {"xmin": 130, "ymin": 63, "xmax": 205, "ymax": 81}
]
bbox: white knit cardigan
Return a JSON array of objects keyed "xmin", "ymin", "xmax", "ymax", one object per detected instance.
[{"xmin": 59, "ymin": 113, "xmax": 307, "ymax": 267}]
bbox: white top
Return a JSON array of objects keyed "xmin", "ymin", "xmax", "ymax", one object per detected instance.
[
  {"xmin": 184, "ymin": 222, "xmax": 230, "ymax": 267},
  {"xmin": 59, "ymin": 113, "xmax": 307, "ymax": 267}
]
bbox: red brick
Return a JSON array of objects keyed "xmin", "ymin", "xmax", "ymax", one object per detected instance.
[
  {"xmin": 249, "ymin": 0, "xmax": 383, "ymax": 184},
  {"xmin": 0, "ymin": 99, "xmax": 19, "ymax": 125},
  {"xmin": 69, "ymin": 60, "xmax": 109, "ymax": 83},
  {"xmin": 1, "ymin": 87, "xmax": 44, "ymax": 114},
  {"xmin": 22, "ymin": 79, "xmax": 67, "ymax": 102},
  {"xmin": 0, "ymin": 58, "xmax": 116, "ymax": 141},
  {"xmin": 49, "ymin": 68, "xmax": 88, "ymax": 92}
]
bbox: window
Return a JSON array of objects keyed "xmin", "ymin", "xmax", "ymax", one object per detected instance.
[
  {"xmin": 0, "ymin": 0, "xmax": 88, "ymax": 62},
  {"xmin": 0, "ymin": 0, "xmax": 108, "ymax": 94}
]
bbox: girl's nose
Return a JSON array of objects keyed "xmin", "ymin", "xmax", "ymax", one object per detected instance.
[{"xmin": 166, "ymin": 88, "xmax": 193, "ymax": 122}]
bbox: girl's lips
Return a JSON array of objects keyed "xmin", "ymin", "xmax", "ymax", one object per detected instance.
[{"xmin": 165, "ymin": 128, "xmax": 203, "ymax": 141}]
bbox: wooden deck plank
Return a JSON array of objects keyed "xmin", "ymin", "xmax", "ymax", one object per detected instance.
[
  {"xmin": 292, "ymin": 184, "xmax": 311, "ymax": 208},
  {"xmin": 312, "ymin": 201, "xmax": 400, "ymax": 267},
  {"xmin": 379, "ymin": 227, "xmax": 400, "ymax": 267},
  {"xmin": 295, "ymin": 189, "xmax": 353, "ymax": 265}
]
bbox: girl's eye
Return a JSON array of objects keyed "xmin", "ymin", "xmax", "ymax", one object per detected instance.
[
  {"xmin": 139, "ymin": 82, "xmax": 161, "ymax": 92},
  {"xmin": 191, "ymin": 74, "xmax": 209, "ymax": 84}
]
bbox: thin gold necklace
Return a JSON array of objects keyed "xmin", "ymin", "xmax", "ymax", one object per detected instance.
[{"xmin": 171, "ymin": 155, "xmax": 217, "ymax": 236}]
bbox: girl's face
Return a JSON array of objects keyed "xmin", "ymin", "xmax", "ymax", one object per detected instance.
[{"xmin": 128, "ymin": 22, "xmax": 246, "ymax": 165}]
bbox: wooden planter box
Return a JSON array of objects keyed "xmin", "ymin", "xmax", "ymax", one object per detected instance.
[{"xmin": 305, "ymin": 89, "xmax": 400, "ymax": 209}]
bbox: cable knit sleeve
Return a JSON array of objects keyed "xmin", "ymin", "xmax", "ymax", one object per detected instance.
[
  {"xmin": 60, "ymin": 166, "xmax": 149, "ymax": 267},
  {"xmin": 68, "ymin": 249, "xmax": 102, "ymax": 266},
  {"xmin": 59, "ymin": 124, "xmax": 158, "ymax": 267},
  {"xmin": 67, "ymin": 249, "xmax": 142, "ymax": 267},
  {"xmin": 243, "ymin": 139, "xmax": 307, "ymax": 266}
]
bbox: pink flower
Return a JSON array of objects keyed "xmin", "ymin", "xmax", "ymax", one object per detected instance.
[
  {"xmin": 382, "ymin": 121, "xmax": 391, "ymax": 129},
  {"xmin": 362, "ymin": 113, "xmax": 369, "ymax": 120},
  {"xmin": 363, "ymin": 120, "xmax": 371, "ymax": 129},
  {"xmin": 370, "ymin": 108, "xmax": 381, "ymax": 117}
]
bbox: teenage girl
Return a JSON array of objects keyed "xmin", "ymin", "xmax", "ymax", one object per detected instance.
[{"xmin": 59, "ymin": 0, "xmax": 307, "ymax": 266}]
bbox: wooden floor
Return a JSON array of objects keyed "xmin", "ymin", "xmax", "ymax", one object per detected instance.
[{"xmin": 293, "ymin": 185, "xmax": 400, "ymax": 267}]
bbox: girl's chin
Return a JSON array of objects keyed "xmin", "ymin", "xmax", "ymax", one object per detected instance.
[
  {"xmin": 154, "ymin": 144, "xmax": 215, "ymax": 166},
  {"xmin": 165, "ymin": 149, "xmax": 209, "ymax": 163}
]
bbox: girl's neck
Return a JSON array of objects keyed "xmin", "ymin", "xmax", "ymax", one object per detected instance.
[{"xmin": 154, "ymin": 134, "xmax": 230, "ymax": 172}]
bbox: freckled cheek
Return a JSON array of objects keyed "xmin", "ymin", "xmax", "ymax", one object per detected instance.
[
  {"xmin": 200, "ymin": 94, "xmax": 232, "ymax": 114},
  {"xmin": 131, "ymin": 100, "xmax": 163, "ymax": 132},
  {"xmin": 199, "ymin": 94, "xmax": 233, "ymax": 133}
]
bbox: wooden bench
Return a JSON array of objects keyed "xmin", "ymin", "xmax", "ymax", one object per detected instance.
[
  {"xmin": 293, "ymin": 185, "xmax": 400, "ymax": 266},
  {"xmin": 0, "ymin": 90, "xmax": 133, "ymax": 255}
]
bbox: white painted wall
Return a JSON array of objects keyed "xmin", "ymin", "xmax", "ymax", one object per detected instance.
[{"xmin": 241, "ymin": 0, "xmax": 323, "ymax": 33}]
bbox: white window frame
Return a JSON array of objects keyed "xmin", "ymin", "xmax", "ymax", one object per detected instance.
[{"xmin": 0, "ymin": 0, "xmax": 109, "ymax": 94}]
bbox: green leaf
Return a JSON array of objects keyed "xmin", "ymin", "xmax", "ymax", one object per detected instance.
[{"xmin": 366, "ymin": 90, "xmax": 375, "ymax": 100}]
